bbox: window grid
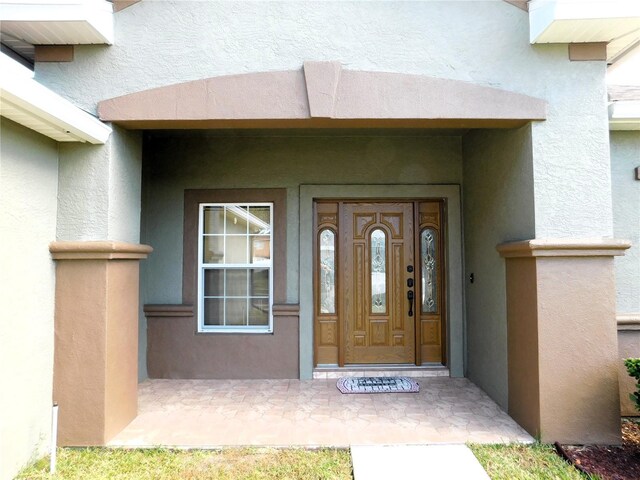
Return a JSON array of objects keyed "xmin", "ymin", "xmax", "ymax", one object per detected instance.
[{"xmin": 198, "ymin": 203, "xmax": 273, "ymax": 333}]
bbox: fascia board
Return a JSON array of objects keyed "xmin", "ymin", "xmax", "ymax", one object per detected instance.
[
  {"xmin": 0, "ymin": 54, "xmax": 111, "ymax": 143},
  {"xmin": 609, "ymin": 100, "xmax": 640, "ymax": 130}
]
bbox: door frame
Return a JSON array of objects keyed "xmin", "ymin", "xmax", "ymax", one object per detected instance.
[
  {"xmin": 313, "ymin": 200, "xmax": 445, "ymax": 367},
  {"xmin": 299, "ymin": 184, "xmax": 464, "ymax": 379}
]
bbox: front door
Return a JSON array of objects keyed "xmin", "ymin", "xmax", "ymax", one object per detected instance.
[
  {"xmin": 342, "ymin": 202, "xmax": 415, "ymax": 363},
  {"xmin": 314, "ymin": 200, "xmax": 445, "ymax": 366}
]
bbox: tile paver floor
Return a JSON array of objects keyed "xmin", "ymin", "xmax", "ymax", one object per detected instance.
[{"xmin": 109, "ymin": 377, "xmax": 533, "ymax": 447}]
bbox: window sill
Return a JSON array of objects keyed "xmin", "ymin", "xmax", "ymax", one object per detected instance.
[{"xmin": 197, "ymin": 327, "xmax": 273, "ymax": 334}]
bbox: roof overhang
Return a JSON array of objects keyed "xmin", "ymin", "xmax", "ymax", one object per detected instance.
[
  {"xmin": 609, "ymin": 101, "xmax": 640, "ymax": 130},
  {"xmin": 529, "ymin": 0, "xmax": 640, "ymax": 62},
  {"xmin": 0, "ymin": 0, "xmax": 114, "ymax": 45},
  {"xmin": 0, "ymin": 53, "xmax": 112, "ymax": 143}
]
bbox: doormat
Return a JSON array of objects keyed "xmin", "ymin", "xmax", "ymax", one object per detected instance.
[{"xmin": 336, "ymin": 376, "xmax": 420, "ymax": 394}]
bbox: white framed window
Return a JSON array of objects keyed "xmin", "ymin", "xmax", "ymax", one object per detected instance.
[{"xmin": 197, "ymin": 203, "xmax": 273, "ymax": 333}]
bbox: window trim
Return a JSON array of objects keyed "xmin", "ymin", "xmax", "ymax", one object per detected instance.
[
  {"xmin": 183, "ymin": 189, "xmax": 287, "ymax": 335},
  {"xmin": 197, "ymin": 202, "xmax": 274, "ymax": 333}
]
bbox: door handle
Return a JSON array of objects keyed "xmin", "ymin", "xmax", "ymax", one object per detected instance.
[{"xmin": 407, "ymin": 290, "xmax": 414, "ymax": 317}]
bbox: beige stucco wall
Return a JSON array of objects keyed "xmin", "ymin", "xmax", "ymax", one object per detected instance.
[
  {"xmin": 499, "ymin": 242, "xmax": 625, "ymax": 444},
  {"xmin": 536, "ymin": 255, "xmax": 620, "ymax": 443},
  {"xmin": 140, "ymin": 132, "xmax": 463, "ymax": 378},
  {"xmin": 611, "ymin": 131, "xmax": 640, "ymax": 314},
  {"xmin": 0, "ymin": 118, "xmax": 58, "ymax": 480},
  {"xmin": 462, "ymin": 126, "xmax": 535, "ymax": 409}
]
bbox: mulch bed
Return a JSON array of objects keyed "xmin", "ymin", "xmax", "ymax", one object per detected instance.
[{"xmin": 556, "ymin": 419, "xmax": 640, "ymax": 480}]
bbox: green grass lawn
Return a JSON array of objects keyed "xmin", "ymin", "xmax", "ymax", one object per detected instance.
[
  {"xmin": 18, "ymin": 444, "xmax": 592, "ymax": 480},
  {"xmin": 469, "ymin": 443, "xmax": 598, "ymax": 480},
  {"xmin": 16, "ymin": 447, "xmax": 353, "ymax": 480}
]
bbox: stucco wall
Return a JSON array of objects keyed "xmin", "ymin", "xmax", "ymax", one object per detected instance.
[
  {"xmin": 462, "ymin": 126, "xmax": 536, "ymax": 409},
  {"xmin": 57, "ymin": 127, "xmax": 141, "ymax": 243},
  {"xmin": 36, "ymin": 0, "xmax": 612, "ymax": 239},
  {"xmin": 139, "ymin": 132, "xmax": 462, "ymax": 378},
  {"xmin": 0, "ymin": 119, "xmax": 58, "ymax": 480},
  {"xmin": 611, "ymin": 131, "xmax": 640, "ymax": 313}
]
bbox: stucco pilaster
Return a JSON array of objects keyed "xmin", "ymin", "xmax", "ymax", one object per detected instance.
[
  {"xmin": 498, "ymin": 238, "xmax": 630, "ymax": 444},
  {"xmin": 50, "ymin": 241, "xmax": 151, "ymax": 446}
]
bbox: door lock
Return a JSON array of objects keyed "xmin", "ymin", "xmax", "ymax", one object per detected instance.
[{"xmin": 407, "ymin": 278, "xmax": 414, "ymax": 288}]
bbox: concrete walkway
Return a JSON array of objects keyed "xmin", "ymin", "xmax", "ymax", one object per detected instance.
[
  {"xmin": 351, "ymin": 445, "xmax": 490, "ymax": 479},
  {"xmin": 110, "ymin": 378, "xmax": 532, "ymax": 447}
]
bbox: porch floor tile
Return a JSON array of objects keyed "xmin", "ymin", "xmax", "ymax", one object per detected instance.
[{"xmin": 109, "ymin": 378, "xmax": 533, "ymax": 447}]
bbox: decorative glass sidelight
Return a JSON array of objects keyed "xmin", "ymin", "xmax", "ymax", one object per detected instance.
[
  {"xmin": 319, "ymin": 229, "xmax": 336, "ymax": 314},
  {"xmin": 370, "ymin": 229, "xmax": 387, "ymax": 313},
  {"xmin": 421, "ymin": 228, "xmax": 437, "ymax": 313}
]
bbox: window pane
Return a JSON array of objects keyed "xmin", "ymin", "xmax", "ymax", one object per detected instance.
[
  {"xmin": 250, "ymin": 268, "xmax": 269, "ymax": 297},
  {"xmin": 203, "ymin": 206, "xmax": 224, "ymax": 234},
  {"xmin": 204, "ymin": 269, "xmax": 224, "ymax": 296},
  {"xmin": 225, "ymin": 206, "xmax": 249, "ymax": 234},
  {"xmin": 249, "ymin": 299, "xmax": 269, "ymax": 325},
  {"xmin": 226, "ymin": 269, "xmax": 248, "ymax": 297},
  {"xmin": 203, "ymin": 236, "xmax": 224, "ymax": 264},
  {"xmin": 199, "ymin": 203, "xmax": 273, "ymax": 331},
  {"xmin": 421, "ymin": 228, "xmax": 438, "ymax": 313},
  {"xmin": 225, "ymin": 298, "xmax": 247, "ymax": 325},
  {"xmin": 251, "ymin": 236, "xmax": 271, "ymax": 264},
  {"xmin": 226, "ymin": 235, "xmax": 248, "ymax": 263},
  {"xmin": 204, "ymin": 298, "xmax": 224, "ymax": 325},
  {"xmin": 248, "ymin": 206, "xmax": 271, "ymax": 234},
  {"xmin": 371, "ymin": 229, "xmax": 386, "ymax": 314},
  {"xmin": 319, "ymin": 229, "xmax": 336, "ymax": 314}
]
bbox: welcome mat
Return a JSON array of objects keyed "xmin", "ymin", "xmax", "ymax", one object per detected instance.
[{"xmin": 336, "ymin": 376, "xmax": 420, "ymax": 394}]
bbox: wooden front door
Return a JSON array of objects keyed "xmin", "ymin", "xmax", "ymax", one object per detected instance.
[
  {"xmin": 342, "ymin": 202, "xmax": 415, "ymax": 363},
  {"xmin": 314, "ymin": 200, "xmax": 445, "ymax": 367}
]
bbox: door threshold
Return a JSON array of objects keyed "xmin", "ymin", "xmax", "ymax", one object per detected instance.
[{"xmin": 312, "ymin": 364, "xmax": 449, "ymax": 379}]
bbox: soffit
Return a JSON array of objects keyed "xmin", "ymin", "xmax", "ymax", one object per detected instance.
[
  {"xmin": 529, "ymin": 0, "xmax": 640, "ymax": 62},
  {"xmin": 0, "ymin": 0, "xmax": 114, "ymax": 45},
  {"xmin": 0, "ymin": 52, "xmax": 112, "ymax": 143}
]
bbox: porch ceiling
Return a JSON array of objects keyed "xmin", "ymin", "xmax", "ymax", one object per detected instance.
[{"xmin": 98, "ymin": 62, "xmax": 547, "ymax": 130}]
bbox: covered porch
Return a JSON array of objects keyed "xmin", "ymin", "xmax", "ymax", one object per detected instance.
[
  {"xmin": 49, "ymin": 62, "xmax": 627, "ymax": 448},
  {"xmin": 110, "ymin": 377, "xmax": 532, "ymax": 447}
]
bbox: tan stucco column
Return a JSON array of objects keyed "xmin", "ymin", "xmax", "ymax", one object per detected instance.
[
  {"xmin": 50, "ymin": 241, "xmax": 152, "ymax": 446},
  {"xmin": 497, "ymin": 238, "xmax": 630, "ymax": 444}
]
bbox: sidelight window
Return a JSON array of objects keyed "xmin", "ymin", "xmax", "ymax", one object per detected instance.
[
  {"xmin": 319, "ymin": 229, "xmax": 336, "ymax": 314},
  {"xmin": 420, "ymin": 228, "xmax": 438, "ymax": 313},
  {"xmin": 198, "ymin": 203, "xmax": 273, "ymax": 332}
]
